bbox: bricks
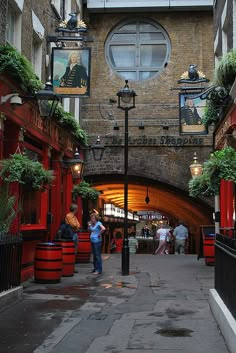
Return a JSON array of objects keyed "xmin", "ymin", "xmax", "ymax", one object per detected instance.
[{"xmin": 82, "ymin": 9, "xmax": 214, "ymax": 195}]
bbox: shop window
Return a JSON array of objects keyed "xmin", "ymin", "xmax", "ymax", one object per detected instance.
[
  {"xmin": 105, "ymin": 18, "xmax": 171, "ymax": 82},
  {"xmin": 21, "ymin": 185, "xmax": 41, "ymax": 225}
]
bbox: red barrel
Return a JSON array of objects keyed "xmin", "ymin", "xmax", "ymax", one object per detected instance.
[
  {"xmin": 34, "ymin": 242, "xmax": 62, "ymax": 283},
  {"xmin": 76, "ymin": 232, "xmax": 91, "ymax": 263},
  {"xmin": 56, "ymin": 240, "xmax": 75, "ymax": 276},
  {"xmin": 203, "ymin": 235, "xmax": 215, "ymax": 265}
]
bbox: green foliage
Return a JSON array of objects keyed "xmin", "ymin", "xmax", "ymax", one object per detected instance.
[
  {"xmin": 202, "ymin": 50, "xmax": 236, "ymax": 127},
  {"xmin": 54, "ymin": 103, "xmax": 88, "ymax": 145},
  {"xmin": 0, "ymin": 44, "xmax": 42, "ymax": 93},
  {"xmin": 201, "ymin": 102, "xmax": 219, "ymax": 126},
  {"xmin": 0, "ymin": 183, "xmax": 19, "ymax": 233},
  {"xmin": 0, "ymin": 154, "xmax": 54, "ymax": 191},
  {"xmin": 189, "ymin": 147, "xmax": 236, "ymax": 197},
  {"xmin": 215, "ymin": 49, "xmax": 236, "ymax": 89},
  {"xmin": 72, "ymin": 181, "xmax": 100, "ymax": 200}
]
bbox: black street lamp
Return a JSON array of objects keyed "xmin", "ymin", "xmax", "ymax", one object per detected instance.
[
  {"xmin": 36, "ymin": 82, "xmax": 60, "ymax": 119},
  {"xmin": 117, "ymin": 80, "xmax": 137, "ymax": 276},
  {"xmin": 63, "ymin": 148, "xmax": 84, "ymax": 179},
  {"xmin": 91, "ymin": 136, "xmax": 105, "ymax": 161}
]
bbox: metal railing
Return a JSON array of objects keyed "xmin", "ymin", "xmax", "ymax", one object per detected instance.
[
  {"xmin": 215, "ymin": 233, "xmax": 236, "ymax": 320},
  {"xmin": 0, "ymin": 233, "xmax": 22, "ymax": 293}
]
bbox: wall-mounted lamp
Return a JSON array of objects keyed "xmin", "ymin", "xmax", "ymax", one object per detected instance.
[
  {"xmin": 0, "ymin": 82, "xmax": 59, "ymax": 119},
  {"xmin": 91, "ymin": 136, "xmax": 105, "ymax": 161},
  {"xmin": 63, "ymin": 148, "xmax": 84, "ymax": 179},
  {"xmin": 36, "ymin": 82, "xmax": 60, "ymax": 119},
  {"xmin": 138, "ymin": 122, "xmax": 145, "ymax": 130},
  {"xmin": 189, "ymin": 152, "xmax": 203, "ymax": 178},
  {"xmin": 109, "ymin": 98, "xmax": 116, "ymax": 105},
  {"xmin": 113, "ymin": 122, "xmax": 120, "ymax": 130},
  {"xmin": 0, "ymin": 93, "xmax": 23, "ymax": 109}
]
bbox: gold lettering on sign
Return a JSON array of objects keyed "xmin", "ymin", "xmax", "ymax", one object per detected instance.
[
  {"xmin": 30, "ymin": 109, "xmax": 43, "ymax": 130},
  {"xmin": 215, "ymin": 115, "xmax": 232, "ymax": 148}
]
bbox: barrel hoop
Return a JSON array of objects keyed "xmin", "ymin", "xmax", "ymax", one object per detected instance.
[
  {"xmin": 34, "ymin": 268, "xmax": 62, "ymax": 272},
  {"xmin": 36, "ymin": 247, "xmax": 62, "ymax": 251},
  {"xmin": 34, "ymin": 258, "xmax": 62, "ymax": 262}
]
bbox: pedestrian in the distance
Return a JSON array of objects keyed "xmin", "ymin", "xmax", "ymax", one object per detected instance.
[
  {"xmin": 173, "ymin": 220, "xmax": 189, "ymax": 254},
  {"xmin": 88, "ymin": 213, "xmax": 105, "ymax": 275},
  {"xmin": 155, "ymin": 224, "xmax": 170, "ymax": 255}
]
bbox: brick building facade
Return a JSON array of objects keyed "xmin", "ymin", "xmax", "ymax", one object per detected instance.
[{"xmin": 80, "ymin": 4, "xmax": 215, "ymax": 230}]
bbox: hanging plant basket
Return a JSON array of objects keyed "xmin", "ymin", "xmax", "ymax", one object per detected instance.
[
  {"xmin": 189, "ymin": 147, "xmax": 236, "ymax": 197},
  {"xmin": 72, "ymin": 181, "xmax": 100, "ymax": 200},
  {"xmin": 0, "ymin": 154, "xmax": 54, "ymax": 191}
]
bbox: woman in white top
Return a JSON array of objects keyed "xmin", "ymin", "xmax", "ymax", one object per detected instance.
[{"xmin": 155, "ymin": 224, "xmax": 170, "ymax": 255}]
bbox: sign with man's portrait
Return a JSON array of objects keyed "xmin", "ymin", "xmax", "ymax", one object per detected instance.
[
  {"xmin": 179, "ymin": 92, "xmax": 207, "ymax": 134},
  {"xmin": 51, "ymin": 48, "xmax": 91, "ymax": 97}
]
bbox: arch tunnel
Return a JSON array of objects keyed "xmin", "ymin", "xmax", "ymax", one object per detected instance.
[{"xmin": 87, "ymin": 175, "xmax": 213, "ymax": 244}]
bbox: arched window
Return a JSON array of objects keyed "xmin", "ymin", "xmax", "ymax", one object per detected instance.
[{"xmin": 105, "ymin": 19, "xmax": 171, "ymax": 81}]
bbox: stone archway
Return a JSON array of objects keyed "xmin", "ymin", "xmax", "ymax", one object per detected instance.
[{"xmin": 86, "ymin": 174, "xmax": 214, "ymax": 254}]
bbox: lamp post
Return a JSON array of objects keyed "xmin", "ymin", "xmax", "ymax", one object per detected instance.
[{"xmin": 117, "ymin": 80, "xmax": 137, "ymax": 276}]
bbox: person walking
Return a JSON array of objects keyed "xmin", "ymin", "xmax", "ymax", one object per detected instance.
[
  {"xmin": 173, "ymin": 220, "xmax": 189, "ymax": 254},
  {"xmin": 88, "ymin": 213, "xmax": 105, "ymax": 275},
  {"xmin": 155, "ymin": 224, "xmax": 170, "ymax": 255}
]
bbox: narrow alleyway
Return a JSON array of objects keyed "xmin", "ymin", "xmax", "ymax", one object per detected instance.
[{"xmin": 0, "ymin": 254, "xmax": 229, "ymax": 353}]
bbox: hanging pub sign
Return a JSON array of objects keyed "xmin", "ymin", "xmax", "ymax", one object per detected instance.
[
  {"xmin": 51, "ymin": 47, "xmax": 91, "ymax": 97},
  {"xmin": 179, "ymin": 92, "xmax": 207, "ymax": 135}
]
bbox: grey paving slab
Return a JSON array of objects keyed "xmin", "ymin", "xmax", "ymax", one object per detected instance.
[{"xmin": 0, "ymin": 254, "xmax": 230, "ymax": 353}]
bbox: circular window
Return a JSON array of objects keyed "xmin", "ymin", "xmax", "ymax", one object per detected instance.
[{"xmin": 105, "ymin": 19, "xmax": 171, "ymax": 82}]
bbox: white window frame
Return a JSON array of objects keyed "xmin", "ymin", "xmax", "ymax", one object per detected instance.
[
  {"xmin": 6, "ymin": 0, "xmax": 23, "ymax": 51},
  {"xmin": 31, "ymin": 11, "xmax": 45, "ymax": 80},
  {"xmin": 105, "ymin": 18, "xmax": 171, "ymax": 82},
  {"xmin": 51, "ymin": 0, "xmax": 62, "ymax": 17},
  {"xmin": 221, "ymin": 0, "xmax": 228, "ymax": 56},
  {"xmin": 233, "ymin": 0, "xmax": 236, "ymax": 49}
]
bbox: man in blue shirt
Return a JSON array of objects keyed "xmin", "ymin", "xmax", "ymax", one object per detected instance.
[{"xmin": 173, "ymin": 221, "xmax": 189, "ymax": 254}]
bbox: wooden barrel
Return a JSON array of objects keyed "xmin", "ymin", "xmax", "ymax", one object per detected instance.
[
  {"xmin": 203, "ymin": 235, "xmax": 215, "ymax": 265},
  {"xmin": 56, "ymin": 240, "xmax": 75, "ymax": 276},
  {"xmin": 76, "ymin": 232, "xmax": 91, "ymax": 263},
  {"xmin": 34, "ymin": 242, "xmax": 62, "ymax": 284}
]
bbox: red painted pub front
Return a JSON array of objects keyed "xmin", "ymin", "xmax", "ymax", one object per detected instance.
[
  {"xmin": 214, "ymin": 103, "xmax": 236, "ymax": 237},
  {"xmin": 0, "ymin": 76, "xmax": 83, "ymax": 282}
]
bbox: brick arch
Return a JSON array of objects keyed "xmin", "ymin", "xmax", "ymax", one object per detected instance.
[{"xmin": 86, "ymin": 174, "xmax": 213, "ymax": 228}]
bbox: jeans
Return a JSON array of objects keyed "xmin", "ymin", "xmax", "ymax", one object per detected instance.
[
  {"xmin": 72, "ymin": 233, "xmax": 78, "ymax": 255},
  {"xmin": 91, "ymin": 241, "xmax": 102, "ymax": 273}
]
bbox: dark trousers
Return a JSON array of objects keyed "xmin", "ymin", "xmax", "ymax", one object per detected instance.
[{"xmin": 91, "ymin": 242, "xmax": 102, "ymax": 273}]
